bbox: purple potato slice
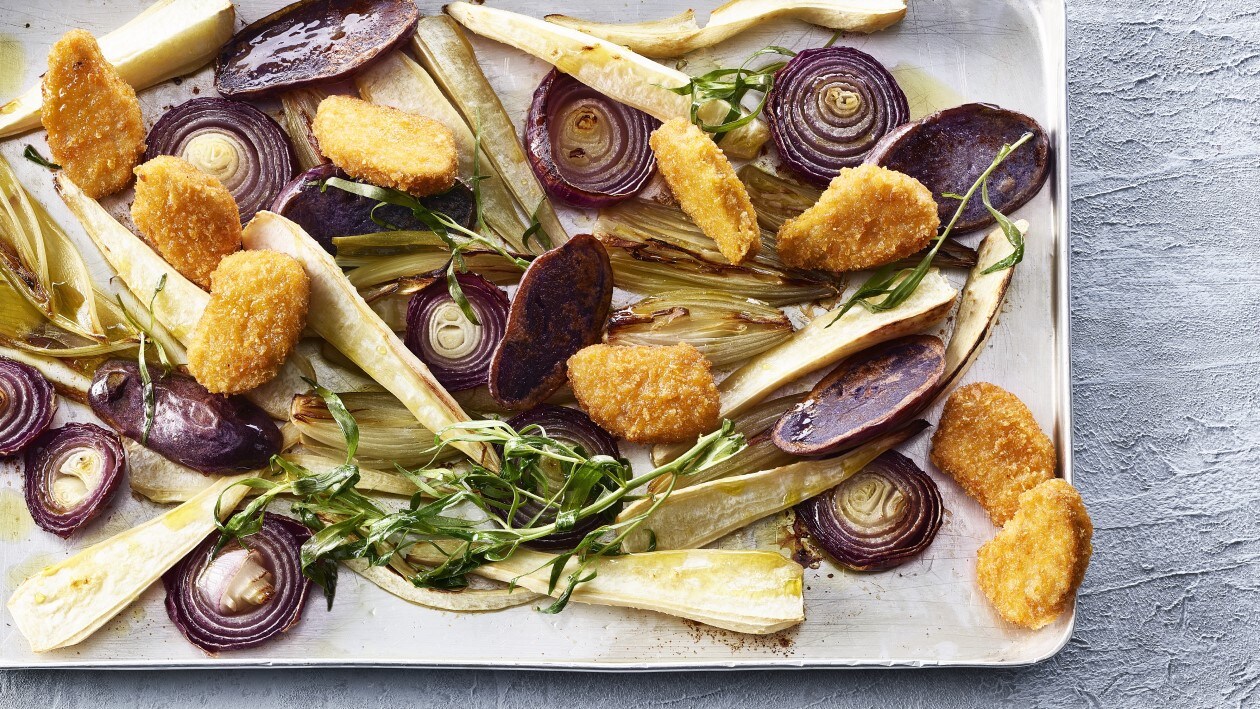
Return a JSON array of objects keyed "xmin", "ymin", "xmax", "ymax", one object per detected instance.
[
  {"xmin": 865, "ymin": 103, "xmax": 1050, "ymax": 235},
  {"xmin": 773, "ymin": 335, "xmax": 945, "ymax": 456},
  {"xmin": 215, "ymin": 0, "xmax": 419, "ymax": 99}
]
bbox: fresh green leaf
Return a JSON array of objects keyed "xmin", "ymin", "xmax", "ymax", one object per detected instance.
[{"xmin": 22, "ymin": 145, "xmax": 60, "ymax": 170}]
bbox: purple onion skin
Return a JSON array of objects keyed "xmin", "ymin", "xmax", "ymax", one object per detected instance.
[
  {"xmin": 865, "ymin": 103, "xmax": 1051, "ymax": 234},
  {"xmin": 270, "ymin": 165, "xmax": 475, "ymax": 253},
  {"xmin": 767, "ymin": 46, "xmax": 909, "ymax": 188},
  {"xmin": 0, "ymin": 357, "xmax": 56, "ymax": 457},
  {"xmin": 88, "ymin": 360, "xmax": 282, "ymax": 474},
  {"xmin": 796, "ymin": 451, "xmax": 943, "ymax": 571},
  {"xmin": 215, "ymin": 0, "xmax": 419, "ymax": 99},
  {"xmin": 773, "ymin": 336, "xmax": 945, "ymax": 457},
  {"xmin": 404, "ymin": 274, "xmax": 510, "ymax": 391},
  {"xmin": 164, "ymin": 515, "xmax": 313, "ymax": 654},
  {"xmin": 525, "ymin": 69, "xmax": 660, "ymax": 208},
  {"xmin": 489, "ymin": 234, "xmax": 613, "ymax": 410},
  {"xmin": 146, "ymin": 97, "xmax": 297, "ymax": 222},
  {"xmin": 505, "ymin": 405, "xmax": 621, "ymax": 551},
  {"xmin": 23, "ymin": 423, "xmax": 126, "ymax": 538}
]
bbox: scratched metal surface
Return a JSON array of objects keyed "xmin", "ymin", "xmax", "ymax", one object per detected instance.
[{"xmin": 3, "ymin": 0, "xmax": 1253, "ymax": 701}]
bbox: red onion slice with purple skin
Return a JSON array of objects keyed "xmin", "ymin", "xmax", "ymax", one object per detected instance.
[
  {"xmin": 404, "ymin": 274, "xmax": 510, "ymax": 392},
  {"xmin": 766, "ymin": 46, "xmax": 909, "ymax": 188},
  {"xmin": 146, "ymin": 98, "xmax": 297, "ymax": 222},
  {"xmin": 0, "ymin": 357, "xmax": 56, "ymax": 457},
  {"xmin": 525, "ymin": 69, "xmax": 660, "ymax": 208},
  {"xmin": 505, "ymin": 405, "xmax": 621, "ymax": 551},
  {"xmin": 795, "ymin": 451, "xmax": 943, "ymax": 571},
  {"xmin": 23, "ymin": 423, "xmax": 125, "ymax": 538},
  {"xmin": 164, "ymin": 515, "xmax": 313, "ymax": 654}
]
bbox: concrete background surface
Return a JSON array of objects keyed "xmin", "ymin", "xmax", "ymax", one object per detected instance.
[{"xmin": 2, "ymin": 0, "xmax": 1259, "ymax": 706}]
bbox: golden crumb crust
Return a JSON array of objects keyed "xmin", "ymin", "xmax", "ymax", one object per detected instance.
[
  {"xmin": 977, "ymin": 479, "xmax": 1092, "ymax": 629},
  {"xmin": 930, "ymin": 382, "xmax": 1056, "ymax": 524},
  {"xmin": 776, "ymin": 164, "xmax": 939, "ymax": 273},
  {"xmin": 187, "ymin": 250, "xmax": 310, "ymax": 394},
  {"xmin": 568, "ymin": 343, "xmax": 719, "ymax": 444},
  {"xmin": 41, "ymin": 29, "xmax": 145, "ymax": 199},
  {"xmin": 650, "ymin": 118, "xmax": 759, "ymax": 265},
  {"xmin": 131, "ymin": 156, "xmax": 242, "ymax": 289},
  {"xmin": 313, "ymin": 95, "xmax": 457, "ymax": 197}
]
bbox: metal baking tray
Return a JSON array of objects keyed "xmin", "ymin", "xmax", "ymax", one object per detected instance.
[{"xmin": 0, "ymin": 0, "xmax": 1071, "ymax": 669}]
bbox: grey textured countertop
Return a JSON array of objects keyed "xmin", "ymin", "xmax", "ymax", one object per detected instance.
[{"xmin": 3, "ymin": 0, "xmax": 1259, "ymax": 706}]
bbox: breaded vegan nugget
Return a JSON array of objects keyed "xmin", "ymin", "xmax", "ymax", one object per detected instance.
[
  {"xmin": 40, "ymin": 29, "xmax": 145, "ymax": 199},
  {"xmin": 132, "ymin": 156, "xmax": 242, "ymax": 289},
  {"xmin": 977, "ymin": 479, "xmax": 1093, "ymax": 629},
  {"xmin": 649, "ymin": 117, "xmax": 759, "ymax": 265},
  {"xmin": 568, "ymin": 343, "xmax": 719, "ymax": 444},
  {"xmin": 313, "ymin": 95, "xmax": 457, "ymax": 197},
  {"xmin": 930, "ymin": 382, "xmax": 1055, "ymax": 524},
  {"xmin": 777, "ymin": 164, "xmax": 939, "ymax": 273},
  {"xmin": 187, "ymin": 250, "xmax": 310, "ymax": 395}
]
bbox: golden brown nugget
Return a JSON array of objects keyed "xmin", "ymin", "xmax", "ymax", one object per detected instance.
[
  {"xmin": 777, "ymin": 164, "xmax": 939, "ymax": 273},
  {"xmin": 930, "ymin": 382, "xmax": 1055, "ymax": 525},
  {"xmin": 977, "ymin": 479, "xmax": 1092, "ymax": 629},
  {"xmin": 313, "ymin": 95, "xmax": 457, "ymax": 197},
  {"xmin": 649, "ymin": 118, "xmax": 759, "ymax": 265},
  {"xmin": 568, "ymin": 343, "xmax": 719, "ymax": 444},
  {"xmin": 132, "ymin": 156, "xmax": 242, "ymax": 289},
  {"xmin": 41, "ymin": 30, "xmax": 145, "ymax": 199},
  {"xmin": 188, "ymin": 250, "xmax": 310, "ymax": 394}
]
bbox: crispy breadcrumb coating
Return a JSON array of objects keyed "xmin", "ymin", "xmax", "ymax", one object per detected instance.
[
  {"xmin": 568, "ymin": 343, "xmax": 719, "ymax": 444},
  {"xmin": 313, "ymin": 95, "xmax": 457, "ymax": 197},
  {"xmin": 977, "ymin": 479, "xmax": 1092, "ymax": 629},
  {"xmin": 187, "ymin": 250, "xmax": 310, "ymax": 394},
  {"xmin": 776, "ymin": 164, "xmax": 939, "ymax": 273},
  {"xmin": 930, "ymin": 382, "xmax": 1056, "ymax": 525},
  {"xmin": 131, "ymin": 156, "xmax": 242, "ymax": 289},
  {"xmin": 40, "ymin": 29, "xmax": 145, "ymax": 199},
  {"xmin": 649, "ymin": 118, "xmax": 759, "ymax": 265}
]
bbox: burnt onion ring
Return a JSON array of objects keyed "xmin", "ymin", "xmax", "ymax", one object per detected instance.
[
  {"xmin": 23, "ymin": 423, "xmax": 126, "ymax": 538},
  {"xmin": 146, "ymin": 98, "xmax": 297, "ymax": 222},
  {"xmin": 525, "ymin": 69, "xmax": 660, "ymax": 208},
  {"xmin": 404, "ymin": 274, "xmax": 510, "ymax": 392},
  {"xmin": 796, "ymin": 451, "xmax": 942, "ymax": 571},
  {"xmin": 164, "ymin": 514, "xmax": 313, "ymax": 653},
  {"xmin": 0, "ymin": 357, "xmax": 56, "ymax": 456},
  {"xmin": 505, "ymin": 405, "xmax": 621, "ymax": 551},
  {"xmin": 766, "ymin": 47, "xmax": 909, "ymax": 188}
]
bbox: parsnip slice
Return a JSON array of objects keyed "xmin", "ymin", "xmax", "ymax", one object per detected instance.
[
  {"xmin": 346, "ymin": 559, "xmax": 540, "ymax": 611},
  {"xmin": 621, "ymin": 422, "xmax": 927, "ymax": 552},
  {"xmin": 7, "ymin": 473, "xmax": 250, "ymax": 652},
  {"xmin": 410, "ymin": 545, "xmax": 804, "ymax": 634},
  {"xmin": 548, "ymin": 0, "xmax": 906, "ymax": 58},
  {"xmin": 0, "ymin": 0, "xmax": 235, "ymax": 138},
  {"xmin": 241, "ymin": 211, "xmax": 498, "ymax": 470}
]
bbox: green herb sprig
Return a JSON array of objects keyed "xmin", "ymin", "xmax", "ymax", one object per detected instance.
[
  {"xmin": 216, "ymin": 388, "xmax": 745, "ymax": 613},
  {"xmin": 665, "ymin": 46, "xmax": 795, "ymax": 135},
  {"xmin": 116, "ymin": 275, "xmax": 172, "ymax": 444},
  {"xmin": 22, "ymin": 145, "xmax": 60, "ymax": 170},
  {"xmin": 828, "ymin": 132, "xmax": 1033, "ymax": 326}
]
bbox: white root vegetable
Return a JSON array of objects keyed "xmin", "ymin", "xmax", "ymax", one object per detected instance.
[
  {"xmin": 346, "ymin": 559, "xmax": 540, "ymax": 611},
  {"xmin": 548, "ymin": 0, "xmax": 907, "ymax": 58},
  {"xmin": 622, "ymin": 423, "xmax": 926, "ymax": 552},
  {"xmin": 410, "ymin": 544, "xmax": 804, "ymax": 634},
  {"xmin": 7, "ymin": 473, "xmax": 251, "ymax": 652},
  {"xmin": 0, "ymin": 0, "xmax": 235, "ymax": 138},
  {"xmin": 241, "ymin": 211, "xmax": 498, "ymax": 470}
]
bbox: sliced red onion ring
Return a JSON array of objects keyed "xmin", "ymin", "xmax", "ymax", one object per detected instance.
[
  {"xmin": 525, "ymin": 69, "xmax": 660, "ymax": 208},
  {"xmin": 164, "ymin": 515, "xmax": 312, "ymax": 653},
  {"xmin": 766, "ymin": 47, "xmax": 908, "ymax": 188},
  {"xmin": 23, "ymin": 423, "xmax": 125, "ymax": 538},
  {"xmin": 796, "ymin": 451, "xmax": 942, "ymax": 571},
  {"xmin": 506, "ymin": 405, "xmax": 621, "ymax": 551},
  {"xmin": 147, "ymin": 98, "xmax": 297, "ymax": 222},
  {"xmin": 404, "ymin": 274, "xmax": 510, "ymax": 392},
  {"xmin": 0, "ymin": 357, "xmax": 56, "ymax": 456}
]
